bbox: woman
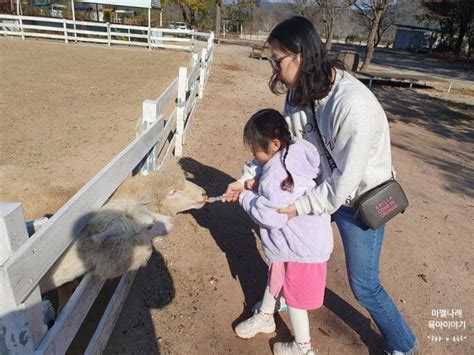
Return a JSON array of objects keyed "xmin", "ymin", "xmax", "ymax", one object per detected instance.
[{"xmin": 224, "ymin": 16, "xmax": 416, "ymax": 355}]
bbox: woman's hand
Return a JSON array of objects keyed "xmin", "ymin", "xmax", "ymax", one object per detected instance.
[
  {"xmin": 222, "ymin": 181, "xmax": 244, "ymax": 202},
  {"xmin": 244, "ymin": 178, "xmax": 259, "ymax": 192},
  {"xmin": 277, "ymin": 204, "xmax": 298, "ymax": 220}
]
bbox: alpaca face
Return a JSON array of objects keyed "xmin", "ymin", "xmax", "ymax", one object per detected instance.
[
  {"xmin": 137, "ymin": 209, "xmax": 172, "ymax": 243},
  {"xmin": 90, "ymin": 202, "xmax": 172, "ymax": 246},
  {"xmin": 163, "ymin": 180, "xmax": 207, "ymax": 215}
]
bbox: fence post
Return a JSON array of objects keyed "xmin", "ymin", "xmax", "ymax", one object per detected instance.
[
  {"xmin": 198, "ymin": 48, "xmax": 207, "ymax": 99},
  {"xmin": 106, "ymin": 22, "xmax": 111, "ymax": 46},
  {"xmin": 136, "ymin": 100, "xmax": 164, "ymax": 175},
  {"xmin": 175, "ymin": 66, "xmax": 187, "ymax": 158},
  {"xmin": 147, "ymin": 27, "xmax": 151, "ymax": 50},
  {"xmin": 191, "ymin": 52, "xmax": 199, "ymax": 68},
  {"xmin": 18, "ymin": 15, "xmax": 24, "ymax": 40},
  {"xmin": 63, "ymin": 18, "xmax": 68, "ymax": 43},
  {"xmin": 207, "ymin": 32, "xmax": 214, "ymax": 73},
  {"xmin": 0, "ymin": 203, "xmax": 47, "ymax": 353}
]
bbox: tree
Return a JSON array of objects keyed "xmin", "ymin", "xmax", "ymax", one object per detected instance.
[
  {"xmin": 215, "ymin": 0, "xmax": 222, "ymax": 35},
  {"xmin": 420, "ymin": 0, "xmax": 474, "ymax": 56},
  {"xmin": 353, "ymin": 0, "xmax": 394, "ymax": 71},
  {"xmin": 291, "ymin": 0, "xmax": 316, "ymax": 17},
  {"xmin": 162, "ymin": 0, "xmax": 213, "ymax": 29},
  {"xmin": 316, "ymin": 0, "xmax": 356, "ymax": 51},
  {"xmin": 353, "ymin": 0, "xmax": 409, "ymax": 48}
]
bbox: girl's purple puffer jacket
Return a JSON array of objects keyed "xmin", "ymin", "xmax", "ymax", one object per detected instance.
[{"xmin": 239, "ymin": 140, "xmax": 333, "ymax": 263}]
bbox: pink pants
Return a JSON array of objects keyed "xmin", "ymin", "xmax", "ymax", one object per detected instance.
[{"xmin": 268, "ymin": 261, "xmax": 327, "ymax": 310}]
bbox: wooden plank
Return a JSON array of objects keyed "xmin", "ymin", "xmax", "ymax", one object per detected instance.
[
  {"xmin": 22, "ymin": 32, "xmax": 65, "ymax": 40},
  {"xmin": 0, "ymin": 30, "xmax": 22, "ymax": 36},
  {"xmin": 16, "ymin": 15, "xmax": 66, "ymax": 23},
  {"xmin": 143, "ymin": 76, "xmax": 178, "ymax": 118},
  {"xmin": 110, "ymin": 32, "xmax": 147, "ymax": 39},
  {"xmin": 155, "ymin": 76, "xmax": 179, "ymax": 110},
  {"xmin": 191, "ymin": 31, "xmax": 212, "ymax": 37},
  {"xmin": 185, "ymin": 84, "xmax": 199, "ymax": 114},
  {"xmin": 109, "ymin": 39, "xmax": 148, "ymax": 47},
  {"xmin": 183, "ymin": 99, "xmax": 198, "ymax": 145},
  {"xmin": 0, "ymin": 203, "xmax": 47, "ymax": 352},
  {"xmin": 109, "ymin": 23, "xmax": 147, "ymax": 31},
  {"xmin": 0, "ymin": 14, "xmax": 19, "ymax": 19},
  {"xmin": 0, "ymin": 15, "xmax": 209, "ymax": 47},
  {"xmin": 69, "ymin": 29, "xmax": 107, "ymax": 36},
  {"xmin": 34, "ymin": 273, "xmax": 105, "ymax": 355},
  {"xmin": 65, "ymin": 19, "xmax": 107, "ymax": 28},
  {"xmin": 20, "ymin": 24, "xmax": 64, "ymax": 32},
  {"xmin": 4, "ymin": 119, "xmax": 165, "ymax": 305},
  {"xmin": 156, "ymin": 110, "xmax": 177, "ymax": 156},
  {"xmin": 156, "ymin": 133, "xmax": 177, "ymax": 171},
  {"xmin": 74, "ymin": 37, "xmax": 109, "ymax": 44},
  {"xmin": 188, "ymin": 65, "xmax": 200, "ymax": 89},
  {"xmin": 156, "ymin": 28, "xmax": 193, "ymax": 35},
  {"xmin": 84, "ymin": 270, "xmax": 137, "ymax": 355},
  {"xmin": 150, "ymin": 36, "xmax": 191, "ymax": 43},
  {"xmin": 149, "ymin": 43, "xmax": 191, "ymax": 51}
]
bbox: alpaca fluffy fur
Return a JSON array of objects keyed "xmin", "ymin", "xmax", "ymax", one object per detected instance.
[
  {"xmin": 78, "ymin": 198, "xmax": 171, "ymax": 279},
  {"xmin": 0, "ymin": 158, "xmax": 204, "ymax": 293},
  {"xmin": 112, "ymin": 157, "xmax": 188, "ymax": 215}
]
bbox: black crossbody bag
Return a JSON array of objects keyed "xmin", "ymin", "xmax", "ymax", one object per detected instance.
[{"xmin": 310, "ymin": 102, "xmax": 409, "ymax": 230}]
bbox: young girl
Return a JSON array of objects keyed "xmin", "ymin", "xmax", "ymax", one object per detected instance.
[{"xmin": 234, "ymin": 108, "xmax": 333, "ymax": 355}]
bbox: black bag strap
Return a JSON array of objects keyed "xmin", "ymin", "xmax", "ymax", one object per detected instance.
[{"xmin": 310, "ymin": 101, "xmax": 337, "ymax": 172}]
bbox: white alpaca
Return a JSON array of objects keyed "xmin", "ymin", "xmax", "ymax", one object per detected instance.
[
  {"xmin": 0, "ymin": 158, "xmax": 207, "ymax": 293},
  {"xmin": 39, "ymin": 198, "xmax": 172, "ymax": 293}
]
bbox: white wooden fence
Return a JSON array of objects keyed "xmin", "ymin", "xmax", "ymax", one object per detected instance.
[
  {"xmin": 0, "ymin": 14, "xmax": 213, "ymax": 51},
  {"xmin": 0, "ymin": 35, "xmax": 214, "ymax": 354}
]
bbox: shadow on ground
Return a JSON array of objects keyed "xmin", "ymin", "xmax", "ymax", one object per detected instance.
[
  {"xmin": 179, "ymin": 158, "xmax": 270, "ymax": 318},
  {"xmin": 373, "ymin": 86, "xmax": 474, "ymax": 198},
  {"xmin": 331, "ymin": 44, "xmax": 474, "ymax": 81},
  {"xmin": 180, "ymin": 157, "xmax": 386, "ymax": 353},
  {"xmin": 100, "ymin": 252, "xmax": 174, "ymax": 354}
]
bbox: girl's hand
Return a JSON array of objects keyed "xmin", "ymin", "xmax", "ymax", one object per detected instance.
[
  {"xmin": 277, "ymin": 204, "xmax": 298, "ymax": 220},
  {"xmin": 222, "ymin": 181, "xmax": 244, "ymax": 202},
  {"xmin": 244, "ymin": 178, "xmax": 259, "ymax": 192}
]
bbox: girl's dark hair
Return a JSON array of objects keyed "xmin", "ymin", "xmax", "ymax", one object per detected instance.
[
  {"xmin": 243, "ymin": 109, "xmax": 294, "ymax": 191},
  {"xmin": 267, "ymin": 16, "xmax": 344, "ymax": 106}
]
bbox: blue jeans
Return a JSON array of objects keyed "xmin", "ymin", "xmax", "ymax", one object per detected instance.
[{"xmin": 333, "ymin": 206, "xmax": 416, "ymax": 353}]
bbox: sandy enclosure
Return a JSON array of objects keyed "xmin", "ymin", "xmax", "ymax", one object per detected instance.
[
  {"xmin": 0, "ymin": 39, "xmax": 189, "ymax": 188},
  {"xmin": 1, "ymin": 38, "xmax": 473, "ymax": 354}
]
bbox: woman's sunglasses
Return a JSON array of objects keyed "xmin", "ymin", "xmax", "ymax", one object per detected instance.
[{"xmin": 268, "ymin": 55, "xmax": 291, "ymax": 71}]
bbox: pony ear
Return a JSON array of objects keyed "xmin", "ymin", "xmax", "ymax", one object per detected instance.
[{"xmin": 91, "ymin": 224, "xmax": 122, "ymax": 245}]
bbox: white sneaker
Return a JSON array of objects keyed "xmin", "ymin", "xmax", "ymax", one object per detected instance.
[
  {"xmin": 234, "ymin": 311, "xmax": 276, "ymax": 338},
  {"xmin": 273, "ymin": 341, "xmax": 317, "ymax": 355}
]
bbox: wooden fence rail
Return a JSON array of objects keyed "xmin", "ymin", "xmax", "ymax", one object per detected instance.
[
  {"xmin": 0, "ymin": 32, "xmax": 214, "ymax": 353},
  {"xmin": 0, "ymin": 14, "xmax": 212, "ymax": 51}
]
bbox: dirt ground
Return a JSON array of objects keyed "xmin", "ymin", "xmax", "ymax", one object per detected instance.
[
  {"xmin": 1, "ymin": 39, "xmax": 473, "ymax": 354},
  {"xmin": 0, "ymin": 38, "xmax": 190, "ymax": 193}
]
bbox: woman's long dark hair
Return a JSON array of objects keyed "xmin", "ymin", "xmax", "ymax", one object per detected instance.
[
  {"xmin": 243, "ymin": 109, "xmax": 294, "ymax": 191},
  {"xmin": 267, "ymin": 16, "xmax": 343, "ymax": 106}
]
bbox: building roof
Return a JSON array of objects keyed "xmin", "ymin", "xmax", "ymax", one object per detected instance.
[
  {"xmin": 395, "ymin": 23, "xmax": 441, "ymax": 33},
  {"xmin": 78, "ymin": 0, "xmax": 161, "ymax": 9}
]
